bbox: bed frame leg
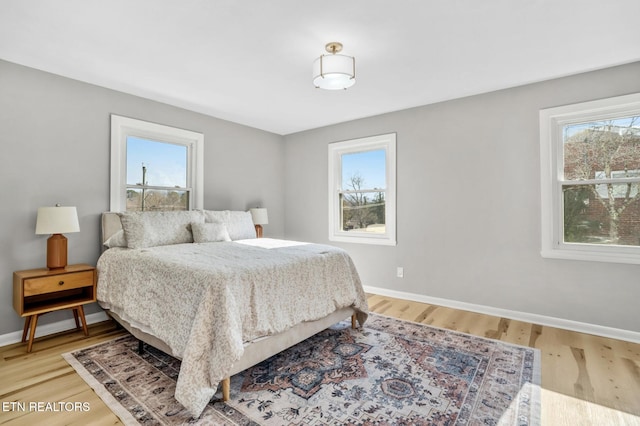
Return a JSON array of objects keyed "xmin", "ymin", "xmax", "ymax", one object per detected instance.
[
  {"xmin": 351, "ymin": 314, "xmax": 357, "ymax": 329},
  {"xmin": 138, "ymin": 340, "xmax": 144, "ymax": 355},
  {"xmin": 222, "ymin": 377, "xmax": 230, "ymax": 401}
]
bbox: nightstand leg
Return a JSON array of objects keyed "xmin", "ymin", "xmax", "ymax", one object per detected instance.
[
  {"xmin": 222, "ymin": 377, "xmax": 230, "ymax": 401},
  {"xmin": 27, "ymin": 315, "xmax": 39, "ymax": 353},
  {"xmin": 77, "ymin": 305, "xmax": 89, "ymax": 336},
  {"xmin": 73, "ymin": 308, "xmax": 80, "ymax": 329},
  {"xmin": 21, "ymin": 317, "xmax": 31, "ymax": 342}
]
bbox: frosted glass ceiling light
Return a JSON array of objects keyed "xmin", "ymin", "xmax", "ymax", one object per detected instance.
[{"xmin": 313, "ymin": 42, "xmax": 355, "ymax": 90}]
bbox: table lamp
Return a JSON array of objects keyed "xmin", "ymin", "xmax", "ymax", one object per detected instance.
[
  {"xmin": 35, "ymin": 205, "xmax": 80, "ymax": 269},
  {"xmin": 249, "ymin": 208, "xmax": 268, "ymax": 238}
]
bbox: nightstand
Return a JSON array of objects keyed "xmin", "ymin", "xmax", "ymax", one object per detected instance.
[{"xmin": 13, "ymin": 264, "xmax": 97, "ymax": 352}]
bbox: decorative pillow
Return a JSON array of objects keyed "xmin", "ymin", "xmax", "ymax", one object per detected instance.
[
  {"xmin": 191, "ymin": 222, "xmax": 231, "ymax": 243},
  {"xmin": 103, "ymin": 230, "xmax": 127, "ymax": 248},
  {"xmin": 226, "ymin": 210, "xmax": 257, "ymax": 240},
  {"xmin": 119, "ymin": 210, "xmax": 205, "ymax": 249}
]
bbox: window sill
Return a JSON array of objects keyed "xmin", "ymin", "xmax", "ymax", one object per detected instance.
[
  {"xmin": 330, "ymin": 234, "xmax": 397, "ymax": 246},
  {"xmin": 541, "ymin": 247, "xmax": 640, "ymax": 265}
]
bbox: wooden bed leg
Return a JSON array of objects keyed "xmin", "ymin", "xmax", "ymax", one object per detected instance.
[
  {"xmin": 138, "ymin": 340, "xmax": 144, "ymax": 355},
  {"xmin": 351, "ymin": 314, "xmax": 357, "ymax": 329},
  {"xmin": 222, "ymin": 377, "xmax": 230, "ymax": 401}
]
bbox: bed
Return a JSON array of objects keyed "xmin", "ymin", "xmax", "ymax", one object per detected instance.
[{"xmin": 97, "ymin": 210, "xmax": 369, "ymax": 418}]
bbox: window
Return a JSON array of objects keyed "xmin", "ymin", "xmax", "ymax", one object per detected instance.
[
  {"xmin": 540, "ymin": 93, "xmax": 640, "ymax": 264},
  {"xmin": 328, "ymin": 133, "xmax": 396, "ymax": 245},
  {"xmin": 110, "ymin": 115, "xmax": 204, "ymax": 212}
]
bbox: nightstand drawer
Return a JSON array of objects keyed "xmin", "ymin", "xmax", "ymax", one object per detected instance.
[{"xmin": 24, "ymin": 271, "xmax": 94, "ymax": 296}]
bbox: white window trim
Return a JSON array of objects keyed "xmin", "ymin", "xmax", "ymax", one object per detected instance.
[
  {"xmin": 540, "ymin": 92, "xmax": 640, "ymax": 264},
  {"xmin": 328, "ymin": 133, "xmax": 397, "ymax": 246},
  {"xmin": 110, "ymin": 115, "xmax": 204, "ymax": 212}
]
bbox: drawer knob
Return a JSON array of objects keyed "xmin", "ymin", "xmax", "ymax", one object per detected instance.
[{"xmin": 58, "ymin": 280, "xmax": 65, "ymax": 286}]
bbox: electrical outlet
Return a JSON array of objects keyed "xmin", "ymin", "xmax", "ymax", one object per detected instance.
[{"xmin": 396, "ymin": 267, "xmax": 404, "ymax": 278}]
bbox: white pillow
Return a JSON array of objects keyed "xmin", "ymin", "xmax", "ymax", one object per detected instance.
[
  {"xmin": 204, "ymin": 210, "xmax": 230, "ymax": 224},
  {"xmin": 119, "ymin": 210, "xmax": 205, "ymax": 249},
  {"xmin": 191, "ymin": 222, "xmax": 231, "ymax": 243},
  {"xmin": 226, "ymin": 211, "xmax": 257, "ymax": 240},
  {"xmin": 204, "ymin": 210, "xmax": 256, "ymax": 240}
]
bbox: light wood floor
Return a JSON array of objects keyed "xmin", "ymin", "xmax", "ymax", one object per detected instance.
[{"xmin": 0, "ymin": 294, "xmax": 638, "ymax": 425}]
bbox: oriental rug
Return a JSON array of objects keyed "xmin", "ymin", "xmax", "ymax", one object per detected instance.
[{"xmin": 63, "ymin": 313, "xmax": 540, "ymax": 425}]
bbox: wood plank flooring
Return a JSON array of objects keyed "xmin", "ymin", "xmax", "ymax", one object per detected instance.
[
  {"xmin": 369, "ymin": 294, "xmax": 640, "ymax": 426},
  {"xmin": 0, "ymin": 294, "xmax": 638, "ymax": 425}
]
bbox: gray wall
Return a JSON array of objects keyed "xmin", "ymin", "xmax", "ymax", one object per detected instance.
[
  {"xmin": 283, "ymin": 61, "xmax": 640, "ymax": 333},
  {"xmin": 3, "ymin": 57, "xmax": 639, "ymax": 338},
  {"xmin": 0, "ymin": 60, "xmax": 285, "ymax": 336}
]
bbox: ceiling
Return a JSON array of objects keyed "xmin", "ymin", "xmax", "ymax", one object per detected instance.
[{"xmin": 1, "ymin": 1, "xmax": 639, "ymax": 135}]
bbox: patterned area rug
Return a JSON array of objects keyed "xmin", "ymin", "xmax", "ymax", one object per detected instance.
[{"xmin": 63, "ymin": 313, "xmax": 540, "ymax": 425}]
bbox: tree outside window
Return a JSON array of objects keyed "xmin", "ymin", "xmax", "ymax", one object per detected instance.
[
  {"xmin": 562, "ymin": 118, "xmax": 640, "ymax": 246},
  {"xmin": 340, "ymin": 149, "xmax": 386, "ymax": 234}
]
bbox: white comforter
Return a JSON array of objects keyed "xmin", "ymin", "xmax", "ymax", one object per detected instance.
[{"xmin": 96, "ymin": 238, "xmax": 369, "ymax": 417}]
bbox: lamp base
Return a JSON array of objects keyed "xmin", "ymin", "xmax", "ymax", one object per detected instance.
[
  {"xmin": 255, "ymin": 224, "xmax": 263, "ymax": 238},
  {"xmin": 47, "ymin": 233, "xmax": 68, "ymax": 270}
]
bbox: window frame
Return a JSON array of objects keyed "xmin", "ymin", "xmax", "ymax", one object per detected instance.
[
  {"xmin": 328, "ymin": 133, "xmax": 397, "ymax": 246},
  {"xmin": 539, "ymin": 92, "xmax": 640, "ymax": 264},
  {"xmin": 110, "ymin": 114, "xmax": 204, "ymax": 212}
]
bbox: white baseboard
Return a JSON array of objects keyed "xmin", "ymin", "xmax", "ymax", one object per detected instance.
[
  {"xmin": 364, "ymin": 285, "xmax": 640, "ymax": 344},
  {"xmin": 0, "ymin": 311, "xmax": 110, "ymax": 348},
  {"xmin": 3, "ymin": 289, "xmax": 637, "ymax": 347}
]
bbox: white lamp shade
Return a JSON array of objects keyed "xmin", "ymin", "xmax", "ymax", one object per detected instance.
[
  {"xmin": 35, "ymin": 206, "xmax": 80, "ymax": 235},
  {"xmin": 313, "ymin": 54, "xmax": 356, "ymax": 90},
  {"xmin": 249, "ymin": 208, "xmax": 269, "ymax": 225}
]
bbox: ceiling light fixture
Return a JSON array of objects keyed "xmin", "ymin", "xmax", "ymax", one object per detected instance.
[{"xmin": 313, "ymin": 42, "xmax": 355, "ymax": 90}]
